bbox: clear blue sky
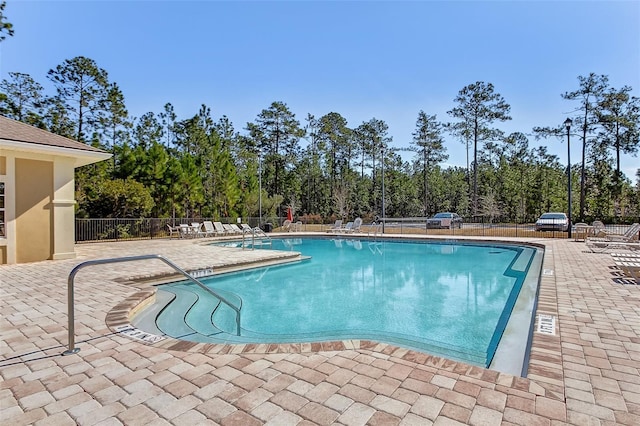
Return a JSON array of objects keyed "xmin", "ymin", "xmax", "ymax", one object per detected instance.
[{"xmin": 2, "ymin": 0, "xmax": 639, "ymax": 178}]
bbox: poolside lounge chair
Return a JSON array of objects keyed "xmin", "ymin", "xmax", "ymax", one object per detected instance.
[
  {"xmin": 293, "ymin": 221, "xmax": 303, "ymax": 232},
  {"xmin": 281, "ymin": 219, "xmax": 292, "ymax": 232},
  {"xmin": 337, "ymin": 222, "xmax": 353, "ymax": 233},
  {"xmin": 223, "ymin": 224, "xmax": 241, "ymax": 235},
  {"xmin": 350, "ymin": 217, "xmax": 363, "ymax": 233},
  {"xmin": 230, "ymin": 224, "xmax": 244, "ymax": 234},
  {"xmin": 586, "ymin": 223, "xmax": 640, "ymax": 252},
  {"xmin": 593, "ymin": 222, "xmax": 639, "ymax": 241},
  {"xmin": 327, "ymin": 219, "xmax": 343, "ymax": 233},
  {"xmin": 202, "ymin": 221, "xmax": 218, "ymax": 237},
  {"xmin": 213, "ymin": 221, "xmax": 227, "ymax": 235}
]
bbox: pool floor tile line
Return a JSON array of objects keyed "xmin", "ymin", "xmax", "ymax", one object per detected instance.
[{"xmin": 1, "ymin": 236, "xmax": 639, "ymax": 424}]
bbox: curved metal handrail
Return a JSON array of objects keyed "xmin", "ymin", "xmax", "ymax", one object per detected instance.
[
  {"xmin": 64, "ymin": 254, "xmax": 241, "ymax": 355},
  {"xmin": 242, "ymin": 227, "xmax": 272, "ymax": 250}
]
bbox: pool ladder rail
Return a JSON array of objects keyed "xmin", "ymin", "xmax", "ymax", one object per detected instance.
[
  {"xmin": 367, "ymin": 222, "xmax": 384, "ymax": 254},
  {"xmin": 63, "ymin": 254, "xmax": 242, "ymax": 356},
  {"xmin": 368, "ymin": 221, "xmax": 383, "ymax": 240},
  {"xmin": 241, "ymin": 226, "xmax": 272, "ymax": 249}
]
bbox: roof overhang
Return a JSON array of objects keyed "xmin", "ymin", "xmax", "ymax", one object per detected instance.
[{"xmin": 0, "ymin": 139, "xmax": 112, "ymax": 168}]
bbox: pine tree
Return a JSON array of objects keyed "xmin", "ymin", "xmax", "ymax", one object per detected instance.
[{"xmin": 448, "ymin": 82, "xmax": 511, "ymax": 215}]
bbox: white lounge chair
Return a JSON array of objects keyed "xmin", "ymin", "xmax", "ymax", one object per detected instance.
[
  {"xmin": 337, "ymin": 222, "xmax": 353, "ymax": 233},
  {"xmin": 281, "ymin": 220, "xmax": 292, "ymax": 232},
  {"xmin": 594, "ymin": 223, "xmax": 639, "ymax": 241},
  {"xmin": 202, "ymin": 221, "xmax": 217, "ymax": 237},
  {"xmin": 223, "ymin": 224, "xmax": 241, "ymax": 235},
  {"xmin": 327, "ymin": 219, "xmax": 343, "ymax": 233},
  {"xmin": 587, "ymin": 223, "xmax": 640, "ymax": 252},
  {"xmin": 230, "ymin": 224, "xmax": 244, "ymax": 234},
  {"xmin": 213, "ymin": 221, "xmax": 227, "ymax": 235},
  {"xmin": 350, "ymin": 217, "xmax": 363, "ymax": 233}
]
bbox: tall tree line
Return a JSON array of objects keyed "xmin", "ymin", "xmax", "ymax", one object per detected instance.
[{"xmin": 1, "ymin": 57, "xmax": 639, "ymax": 222}]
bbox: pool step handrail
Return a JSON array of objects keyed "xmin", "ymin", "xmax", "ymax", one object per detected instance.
[
  {"xmin": 368, "ymin": 221, "xmax": 383, "ymax": 241},
  {"xmin": 64, "ymin": 254, "xmax": 241, "ymax": 356},
  {"xmin": 242, "ymin": 226, "xmax": 272, "ymax": 250}
]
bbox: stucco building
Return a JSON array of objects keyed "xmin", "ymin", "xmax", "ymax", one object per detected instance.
[{"xmin": 0, "ymin": 115, "xmax": 111, "ymax": 264}]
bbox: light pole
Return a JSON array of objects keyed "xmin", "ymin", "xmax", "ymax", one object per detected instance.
[
  {"xmin": 564, "ymin": 118, "xmax": 572, "ymax": 238},
  {"xmin": 381, "ymin": 147, "xmax": 386, "ymax": 234},
  {"xmin": 258, "ymin": 152, "xmax": 262, "ymax": 228}
]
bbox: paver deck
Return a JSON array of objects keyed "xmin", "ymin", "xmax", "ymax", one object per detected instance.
[{"xmin": 1, "ymin": 235, "xmax": 639, "ymax": 425}]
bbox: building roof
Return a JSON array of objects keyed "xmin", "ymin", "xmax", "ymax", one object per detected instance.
[
  {"xmin": 0, "ymin": 115, "xmax": 111, "ymax": 167},
  {"xmin": 0, "ymin": 115, "xmax": 107, "ymax": 153}
]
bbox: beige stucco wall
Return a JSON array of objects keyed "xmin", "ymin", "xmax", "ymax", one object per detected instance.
[
  {"xmin": 1, "ymin": 121, "xmax": 110, "ymax": 264},
  {"xmin": 15, "ymin": 158, "xmax": 53, "ymax": 263},
  {"xmin": 0, "ymin": 149, "xmax": 83, "ymax": 264}
]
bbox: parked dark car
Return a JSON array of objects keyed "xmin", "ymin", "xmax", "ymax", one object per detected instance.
[
  {"xmin": 535, "ymin": 212, "xmax": 569, "ymax": 232},
  {"xmin": 426, "ymin": 212, "xmax": 463, "ymax": 229}
]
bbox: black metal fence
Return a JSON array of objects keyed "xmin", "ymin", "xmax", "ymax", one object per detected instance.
[
  {"xmin": 75, "ymin": 218, "xmax": 262, "ymax": 243},
  {"xmin": 75, "ymin": 217, "xmax": 637, "ymax": 243}
]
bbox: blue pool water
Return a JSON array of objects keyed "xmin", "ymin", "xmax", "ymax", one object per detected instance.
[{"xmin": 150, "ymin": 238, "xmax": 539, "ymax": 367}]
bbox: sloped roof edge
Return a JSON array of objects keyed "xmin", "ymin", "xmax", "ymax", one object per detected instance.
[
  {"xmin": 0, "ymin": 115, "xmax": 111, "ymax": 167},
  {"xmin": 0, "ymin": 115, "xmax": 109, "ymax": 154}
]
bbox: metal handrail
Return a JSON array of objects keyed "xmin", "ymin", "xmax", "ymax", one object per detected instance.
[
  {"xmin": 242, "ymin": 227, "xmax": 272, "ymax": 250},
  {"xmin": 368, "ymin": 222, "xmax": 383, "ymax": 241},
  {"xmin": 63, "ymin": 254, "xmax": 241, "ymax": 355}
]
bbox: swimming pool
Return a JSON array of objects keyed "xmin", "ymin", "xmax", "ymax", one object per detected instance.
[{"xmin": 133, "ymin": 238, "xmax": 542, "ymax": 370}]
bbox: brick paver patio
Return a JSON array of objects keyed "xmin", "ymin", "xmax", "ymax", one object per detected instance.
[{"xmin": 1, "ymin": 235, "xmax": 638, "ymax": 425}]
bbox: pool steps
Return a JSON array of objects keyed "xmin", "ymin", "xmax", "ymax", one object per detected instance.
[
  {"xmin": 155, "ymin": 287, "xmax": 202, "ymax": 341},
  {"xmin": 130, "ymin": 290, "xmax": 174, "ymax": 337}
]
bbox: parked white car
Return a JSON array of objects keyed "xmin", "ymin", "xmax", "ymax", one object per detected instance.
[
  {"xmin": 426, "ymin": 212, "xmax": 463, "ymax": 229},
  {"xmin": 535, "ymin": 212, "xmax": 569, "ymax": 232}
]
